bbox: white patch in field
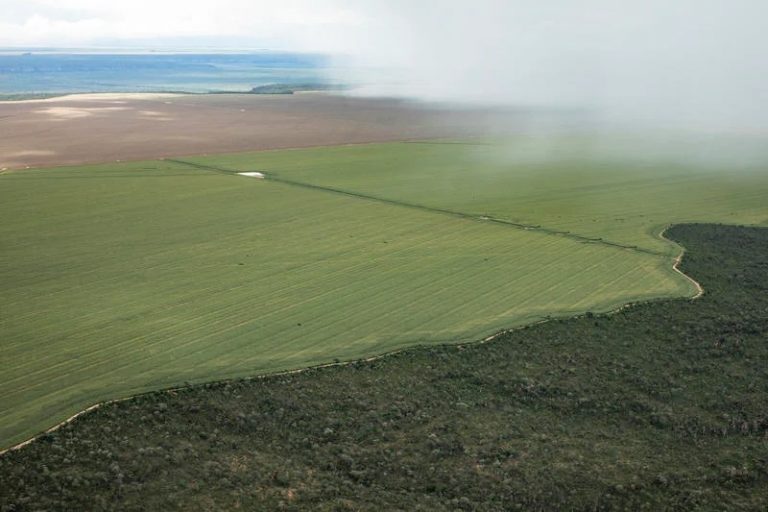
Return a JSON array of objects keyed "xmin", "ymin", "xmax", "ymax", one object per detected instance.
[
  {"xmin": 8, "ymin": 149, "xmax": 55, "ymax": 157},
  {"xmin": 238, "ymin": 172, "xmax": 266, "ymax": 179},
  {"xmin": 139, "ymin": 110, "xmax": 173, "ymax": 121},
  {"xmin": 3, "ymin": 93, "xmax": 181, "ymax": 104},
  {"xmin": 34, "ymin": 106, "xmax": 130, "ymax": 120}
]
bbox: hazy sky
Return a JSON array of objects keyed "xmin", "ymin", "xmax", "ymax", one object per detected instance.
[
  {"xmin": 2, "ymin": 1, "xmax": 767, "ymax": 132},
  {"xmin": 0, "ymin": 1, "xmax": 363, "ymax": 49}
]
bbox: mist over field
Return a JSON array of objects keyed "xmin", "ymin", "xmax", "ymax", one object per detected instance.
[
  {"xmin": 323, "ymin": 1, "xmax": 768, "ymax": 168},
  {"xmin": 334, "ymin": 1, "xmax": 767, "ymax": 129}
]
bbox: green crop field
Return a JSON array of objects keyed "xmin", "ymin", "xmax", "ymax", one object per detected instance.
[
  {"xmin": 189, "ymin": 140, "xmax": 768, "ymax": 255},
  {"xmin": 1, "ymin": 139, "xmax": 767, "ymax": 449}
]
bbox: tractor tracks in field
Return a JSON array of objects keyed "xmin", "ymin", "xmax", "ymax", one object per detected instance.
[{"xmin": 167, "ymin": 158, "xmax": 668, "ymax": 259}]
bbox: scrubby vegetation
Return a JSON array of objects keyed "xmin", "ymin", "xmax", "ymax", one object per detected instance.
[
  {"xmin": 1, "ymin": 224, "xmax": 767, "ymax": 511},
  {"xmin": 250, "ymin": 83, "xmax": 341, "ymax": 94},
  {"xmin": 0, "ymin": 93, "xmax": 64, "ymax": 101}
]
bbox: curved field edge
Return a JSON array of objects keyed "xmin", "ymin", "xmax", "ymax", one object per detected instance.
[
  {"xmin": 0, "ymin": 228, "xmax": 697, "ymax": 454},
  {"xmin": 1, "ymin": 223, "xmax": 766, "ymax": 511},
  {"xmin": 3, "ymin": 135, "xmax": 762, "ymax": 451},
  {"xmin": 0, "ymin": 156, "xmax": 700, "ymax": 450}
]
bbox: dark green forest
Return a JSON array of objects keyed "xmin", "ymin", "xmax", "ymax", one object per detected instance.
[{"xmin": 1, "ymin": 224, "xmax": 766, "ymax": 511}]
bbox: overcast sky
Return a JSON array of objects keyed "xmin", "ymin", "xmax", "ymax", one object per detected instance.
[
  {"xmin": 0, "ymin": 1, "xmax": 365, "ymax": 50},
  {"xmin": 1, "ymin": 1, "xmax": 767, "ymax": 132}
]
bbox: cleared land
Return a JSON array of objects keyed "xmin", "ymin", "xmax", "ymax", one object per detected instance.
[
  {"xmin": 1, "ymin": 224, "xmax": 767, "ymax": 511},
  {"xmin": 0, "ymin": 93, "xmax": 495, "ymax": 169},
  {"xmin": 1, "ymin": 140, "xmax": 767, "ymax": 450},
  {"xmin": 189, "ymin": 141, "xmax": 768, "ymax": 255}
]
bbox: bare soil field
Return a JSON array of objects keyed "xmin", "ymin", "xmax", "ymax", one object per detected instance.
[{"xmin": 0, "ymin": 93, "xmax": 492, "ymax": 169}]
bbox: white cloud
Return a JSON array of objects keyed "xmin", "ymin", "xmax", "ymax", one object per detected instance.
[
  {"xmin": 333, "ymin": 1, "xmax": 768, "ymax": 132},
  {"xmin": 0, "ymin": 0, "xmax": 366, "ymax": 49}
]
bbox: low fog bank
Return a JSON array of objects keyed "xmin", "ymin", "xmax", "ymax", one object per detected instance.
[
  {"xmin": 349, "ymin": 97, "xmax": 768, "ymax": 171},
  {"xmin": 326, "ymin": 0, "xmax": 768, "ymax": 169}
]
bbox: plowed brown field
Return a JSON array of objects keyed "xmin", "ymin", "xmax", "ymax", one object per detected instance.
[{"xmin": 0, "ymin": 93, "xmax": 489, "ymax": 169}]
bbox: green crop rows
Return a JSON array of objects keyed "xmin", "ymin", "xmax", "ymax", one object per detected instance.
[{"xmin": 1, "ymin": 140, "xmax": 766, "ymax": 449}]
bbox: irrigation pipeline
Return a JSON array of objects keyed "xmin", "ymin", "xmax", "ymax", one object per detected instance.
[{"xmin": 169, "ymin": 158, "xmax": 668, "ymax": 258}]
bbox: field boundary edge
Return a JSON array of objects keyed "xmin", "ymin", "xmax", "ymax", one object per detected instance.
[{"xmin": 0, "ymin": 224, "xmax": 706, "ymax": 456}]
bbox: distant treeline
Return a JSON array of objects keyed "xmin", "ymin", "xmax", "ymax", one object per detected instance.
[
  {"xmin": 0, "ymin": 85, "xmax": 344, "ymax": 102},
  {"xmin": 249, "ymin": 83, "xmax": 345, "ymax": 94},
  {"xmin": 0, "ymin": 93, "xmax": 63, "ymax": 101}
]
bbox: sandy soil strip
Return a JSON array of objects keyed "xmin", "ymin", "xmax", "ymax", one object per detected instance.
[
  {"xmin": 660, "ymin": 226, "xmax": 705, "ymax": 299},
  {"xmin": 1, "ymin": 93, "xmax": 184, "ymax": 104}
]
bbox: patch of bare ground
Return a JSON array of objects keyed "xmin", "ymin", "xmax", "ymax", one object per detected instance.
[{"xmin": 0, "ymin": 93, "xmax": 498, "ymax": 169}]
